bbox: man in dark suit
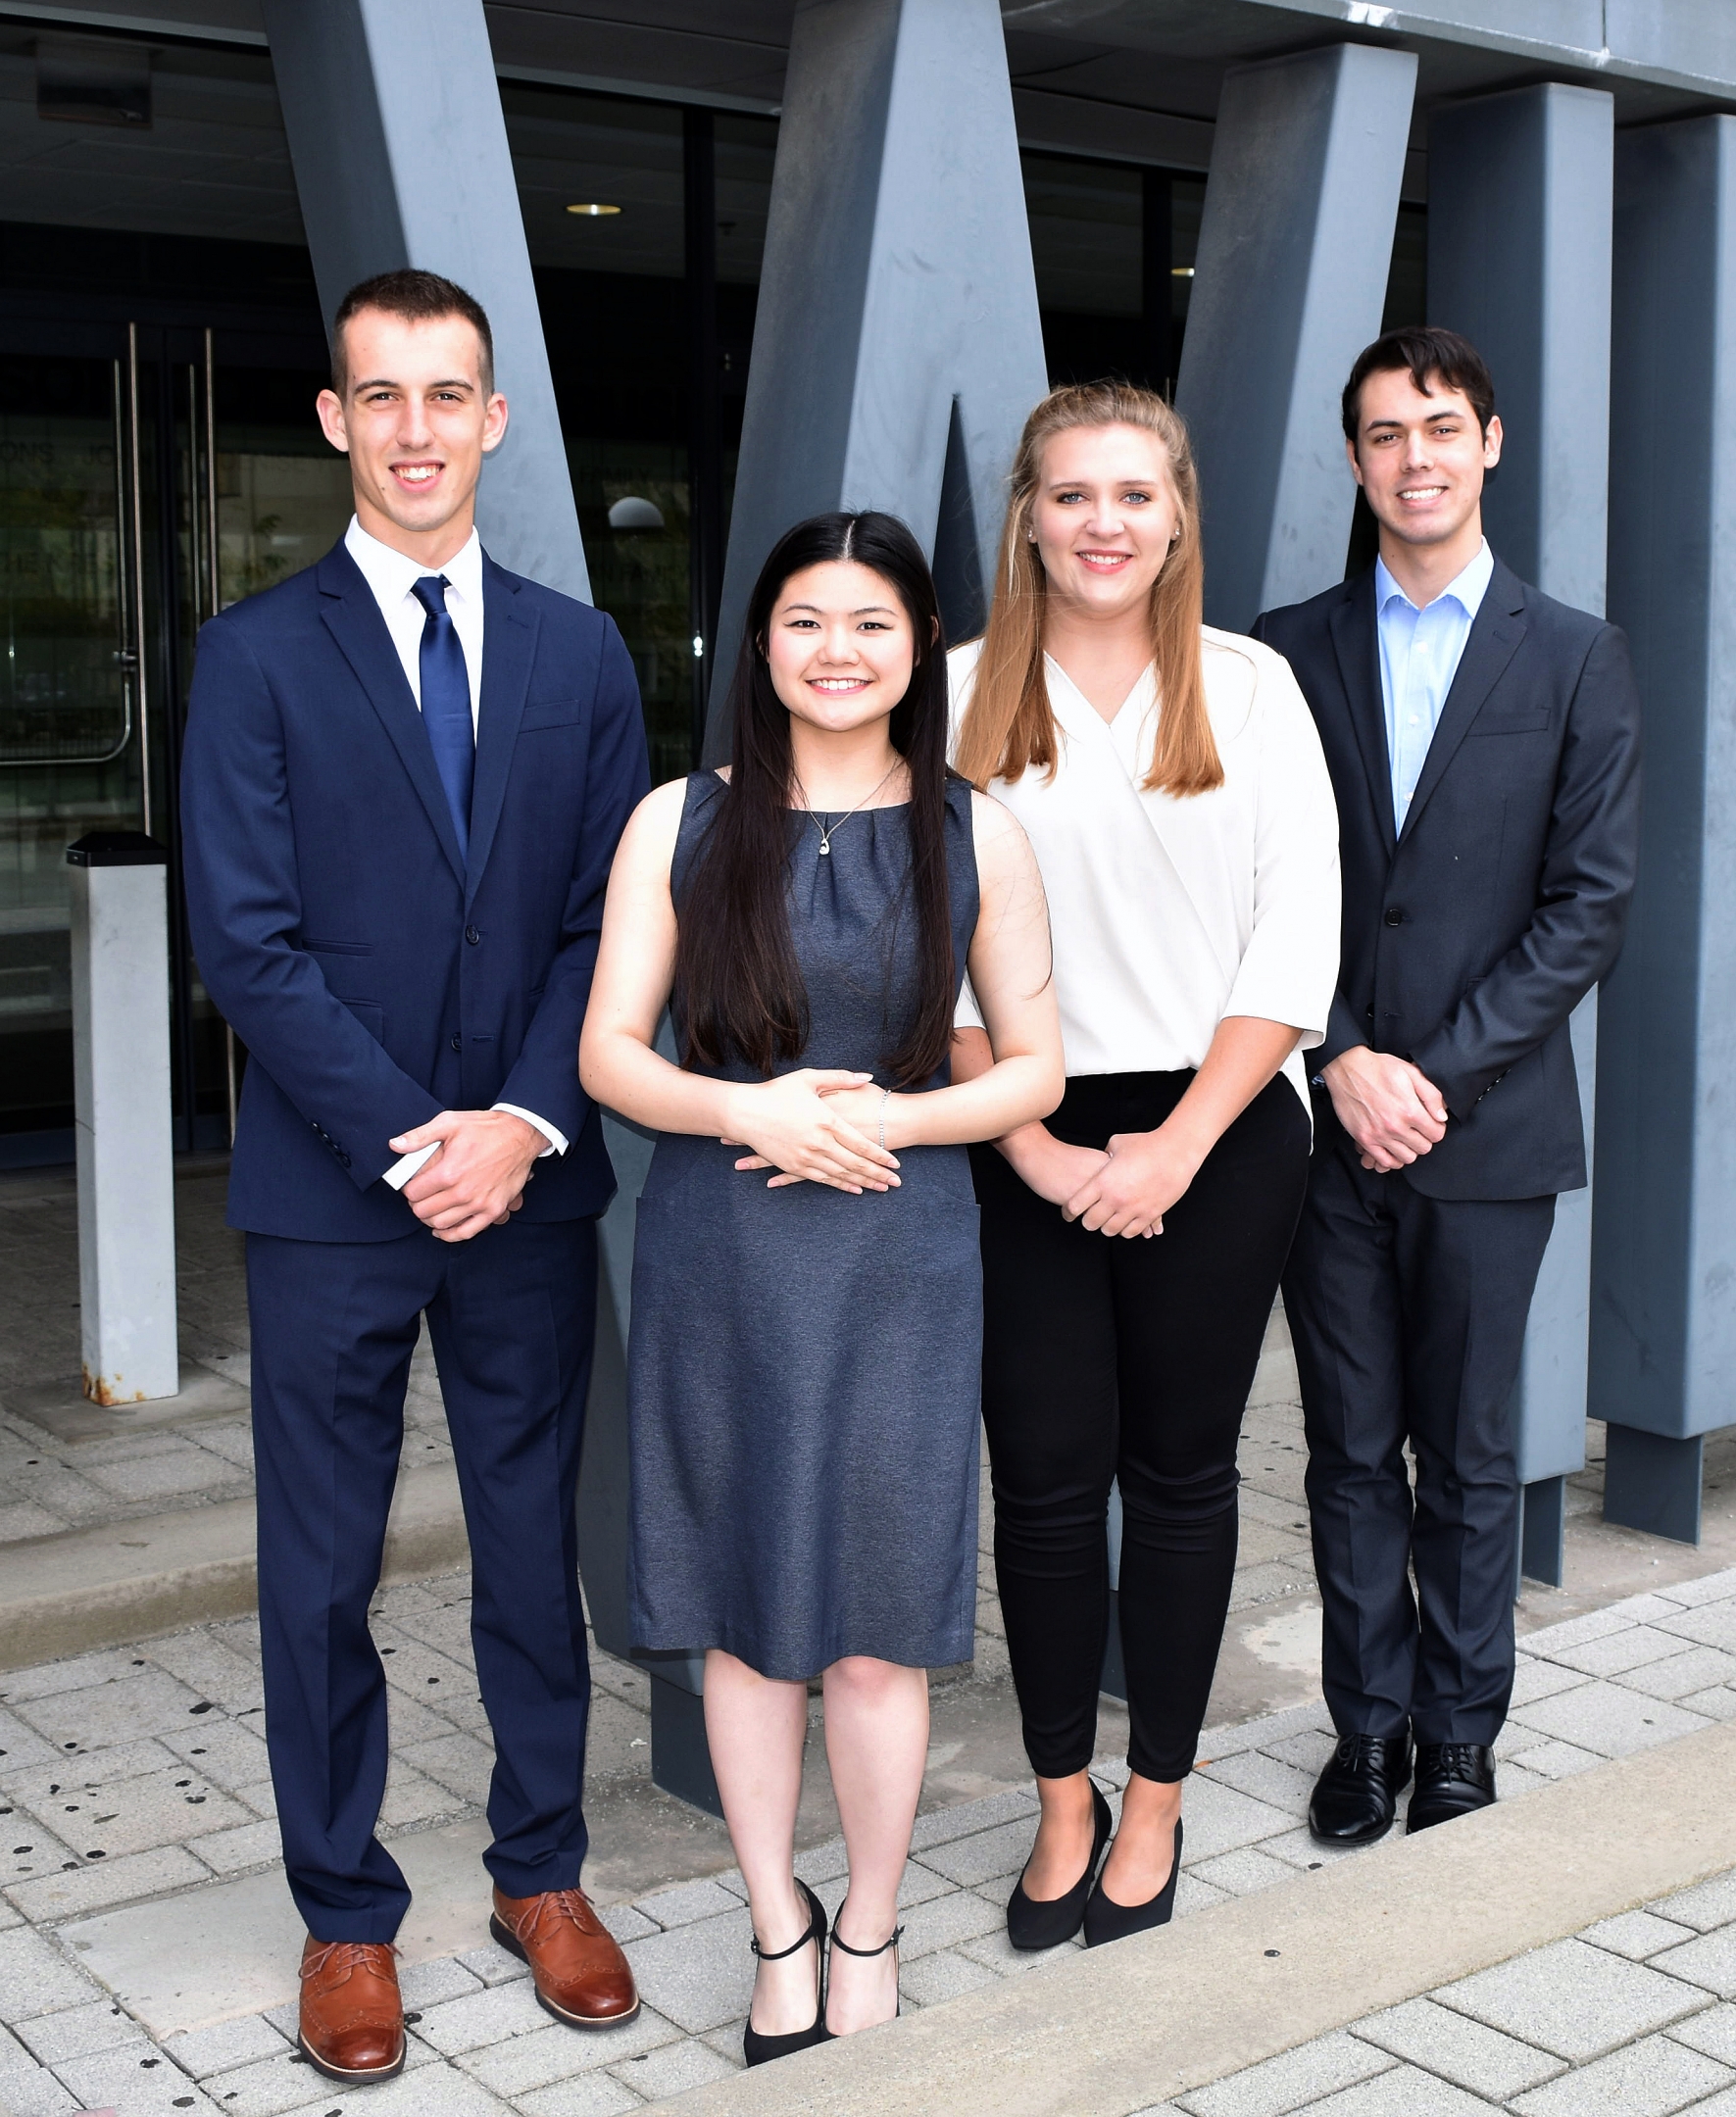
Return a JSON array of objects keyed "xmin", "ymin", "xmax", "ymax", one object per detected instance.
[
  {"xmin": 181, "ymin": 271, "xmax": 649, "ymax": 2083},
  {"xmin": 1254, "ymin": 327, "xmax": 1640, "ymax": 1846}
]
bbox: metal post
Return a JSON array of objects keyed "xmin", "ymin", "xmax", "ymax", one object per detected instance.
[
  {"xmin": 1592, "ymin": 115, "xmax": 1736, "ymax": 1546},
  {"xmin": 1175, "ymin": 42, "xmax": 1417, "ymax": 632},
  {"xmin": 705, "ymin": 0, "xmax": 1047, "ymax": 758},
  {"xmin": 1428, "ymin": 82, "xmax": 1614, "ymax": 1589},
  {"xmin": 68, "ymin": 834, "xmax": 177, "ymax": 1406},
  {"xmin": 261, "ymin": 0, "xmax": 590, "ymax": 602}
]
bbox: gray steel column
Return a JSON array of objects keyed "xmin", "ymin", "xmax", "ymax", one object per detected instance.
[
  {"xmin": 1176, "ymin": 43, "xmax": 1417, "ymax": 632},
  {"xmin": 705, "ymin": 0, "xmax": 1047, "ymax": 758},
  {"xmin": 262, "ymin": 0, "xmax": 589, "ymax": 601},
  {"xmin": 1427, "ymin": 82, "xmax": 1613, "ymax": 1588},
  {"xmin": 1592, "ymin": 116, "xmax": 1736, "ymax": 1546}
]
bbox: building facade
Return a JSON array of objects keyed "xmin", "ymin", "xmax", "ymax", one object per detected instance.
[{"xmin": 1, "ymin": 0, "xmax": 1732, "ymax": 1630}]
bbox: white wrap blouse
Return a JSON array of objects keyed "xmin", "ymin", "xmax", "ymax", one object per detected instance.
[{"xmin": 950, "ymin": 630, "xmax": 1341, "ymax": 1108}]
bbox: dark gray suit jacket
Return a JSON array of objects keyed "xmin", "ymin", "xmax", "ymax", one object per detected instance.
[{"xmin": 1254, "ymin": 557, "xmax": 1641, "ymax": 1202}]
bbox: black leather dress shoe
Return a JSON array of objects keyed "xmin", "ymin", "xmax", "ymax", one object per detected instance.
[
  {"xmin": 1407, "ymin": 1744, "xmax": 1495, "ymax": 1833},
  {"xmin": 1308, "ymin": 1734, "xmax": 1414, "ymax": 1846}
]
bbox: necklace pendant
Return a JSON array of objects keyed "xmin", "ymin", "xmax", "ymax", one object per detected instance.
[{"xmin": 818, "ymin": 839, "xmax": 830, "ymax": 855}]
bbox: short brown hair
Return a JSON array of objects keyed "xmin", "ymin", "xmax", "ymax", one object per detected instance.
[
  {"xmin": 1342, "ymin": 326, "xmax": 1496, "ymax": 443},
  {"xmin": 330, "ymin": 269, "xmax": 494, "ymax": 396}
]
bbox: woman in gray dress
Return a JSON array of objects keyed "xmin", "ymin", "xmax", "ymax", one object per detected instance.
[{"xmin": 581, "ymin": 513, "xmax": 1061, "ymax": 2061}]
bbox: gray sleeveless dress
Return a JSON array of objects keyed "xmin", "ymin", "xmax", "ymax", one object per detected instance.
[{"xmin": 626, "ymin": 771, "xmax": 982, "ymax": 1679}]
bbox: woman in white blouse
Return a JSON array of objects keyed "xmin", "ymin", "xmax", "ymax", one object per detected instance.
[{"xmin": 951, "ymin": 380, "xmax": 1339, "ymax": 1947}]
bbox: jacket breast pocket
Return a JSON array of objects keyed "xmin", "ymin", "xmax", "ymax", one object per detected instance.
[
  {"xmin": 521, "ymin": 698, "xmax": 584, "ymax": 731},
  {"xmin": 1467, "ymin": 710, "xmax": 1552, "ymax": 736},
  {"xmin": 342, "ymin": 1000, "xmax": 385, "ymax": 1042}
]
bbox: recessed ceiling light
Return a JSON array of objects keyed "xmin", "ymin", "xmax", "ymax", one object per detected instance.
[{"xmin": 567, "ymin": 202, "xmax": 620, "ymax": 216}]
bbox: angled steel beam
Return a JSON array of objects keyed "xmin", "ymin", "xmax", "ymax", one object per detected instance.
[
  {"xmin": 262, "ymin": 0, "xmax": 589, "ymax": 601},
  {"xmin": 1176, "ymin": 41, "xmax": 1417, "ymax": 633},
  {"xmin": 704, "ymin": 0, "xmax": 1048, "ymax": 759}
]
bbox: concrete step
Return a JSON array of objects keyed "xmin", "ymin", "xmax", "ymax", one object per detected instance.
[
  {"xmin": 656, "ymin": 1720, "xmax": 1736, "ymax": 2117},
  {"xmin": 0, "ymin": 1461, "xmax": 471, "ymax": 1670}
]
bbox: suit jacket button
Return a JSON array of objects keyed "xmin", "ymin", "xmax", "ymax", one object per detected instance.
[
  {"xmin": 338, "ymin": 1152, "xmax": 351, "ymax": 1167},
  {"xmin": 1384, "ymin": 906, "xmax": 1404, "ymax": 927},
  {"xmin": 450, "ymin": 1033, "xmax": 463, "ymax": 1053},
  {"xmin": 465, "ymin": 924, "xmax": 481, "ymax": 945}
]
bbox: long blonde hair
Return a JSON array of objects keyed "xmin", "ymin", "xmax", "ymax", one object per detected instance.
[{"xmin": 954, "ymin": 381, "xmax": 1222, "ymax": 797}]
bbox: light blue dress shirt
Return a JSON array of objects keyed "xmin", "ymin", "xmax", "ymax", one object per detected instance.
[{"xmin": 1374, "ymin": 539, "xmax": 1494, "ymax": 829}]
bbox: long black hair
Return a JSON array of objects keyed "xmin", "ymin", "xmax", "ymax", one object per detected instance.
[{"xmin": 674, "ymin": 511, "xmax": 956, "ymax": 1086}]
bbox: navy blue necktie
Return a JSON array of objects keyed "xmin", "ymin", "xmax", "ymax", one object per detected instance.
[{"xmin": 412, "ymin": 573, "xmax": 473, "ymax": 863}]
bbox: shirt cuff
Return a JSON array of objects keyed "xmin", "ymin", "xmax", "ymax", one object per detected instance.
[
  {"xmin": 493, "ymin": 1104, "xmax": 568, "ymax": 1157},
  {"xmin": 382, "ymin": 1143, "xmax": 439, "ymax": 1191}
]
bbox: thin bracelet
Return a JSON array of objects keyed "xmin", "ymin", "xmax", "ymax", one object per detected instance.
[{"xmin": 879, "ymin": 1087, "xmax": 891, "ymax": 1152}]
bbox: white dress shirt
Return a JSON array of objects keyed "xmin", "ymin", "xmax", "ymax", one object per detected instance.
[
  {"xmin": 1375, "ymin": 537, "xmax": 1493, "ymax": 827},
  {"xmin": 950, "ymin": 630, "xmax": 1341, "ymax": 1110},
  {"xmin": 341, "ymin": 517, "xmax": 567, "ymax": 1187}
]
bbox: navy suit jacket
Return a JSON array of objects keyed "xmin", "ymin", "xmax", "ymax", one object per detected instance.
[
  {"xmin": 1255, "ymin": 558, "xmax": 1641, "ymax": 1202},
  {"xmin": 180, "ymin": 539, "xmax": 650, "ymax": 1242}
]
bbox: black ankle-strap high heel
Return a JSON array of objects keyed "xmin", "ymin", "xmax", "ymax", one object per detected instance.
[
  {"xmin": 743, "ymin": 1878, "xmax": 831, "ymax": 2068},
  {"xmin": 826, "ymin": 1903, "xmax": 905, "ymax": 2034}
]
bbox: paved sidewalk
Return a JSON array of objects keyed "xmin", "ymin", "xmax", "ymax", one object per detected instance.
[
  {"xmin": 0, "ymin": 1569, "xmax": 1729, "ymax": 2113},
  {"xmin": 1141, "ymin": 1865, "xmax": 1736, "ymax": 2116},
  {"xmin": 0, "ymin": 1162, "xmax": 455, "ymax": 1539}
]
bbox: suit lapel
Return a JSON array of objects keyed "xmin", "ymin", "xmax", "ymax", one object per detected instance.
[
  {"xmin": 465, "ymin": 556, "xmax": 537, "ymax": 906},
  {"xmin": 1328, "ymin": 571, "xmax": 1397, "ymax": 860},
  {"xmin": 316, "ymin": 544, "xmax": 467, "ymax": 887},
  {"xmin": 1396, "ymin": 560, "xmax": 1528, "ymax": 848}
]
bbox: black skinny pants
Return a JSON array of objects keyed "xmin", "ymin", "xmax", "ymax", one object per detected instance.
[{"xmin": 973, "ymin": 1070, "xmax": 1311, "ymax": 1784}]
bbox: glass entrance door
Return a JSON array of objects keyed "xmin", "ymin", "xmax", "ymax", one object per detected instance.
[
  {"xmin": 0, "ymin": 346, "xmax": 143, "ymax": 1152},
  {"xmin": 0, "ymin": 320, "xmax": 352, "ymax": 1161}
]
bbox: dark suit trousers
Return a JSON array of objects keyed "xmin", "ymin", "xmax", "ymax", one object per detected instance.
[
  {"xmin": 1281, "ymin": 1131, "xmax": 1554, "ymax": 1746},
  {"xmin": 247, "ymin": 1214, "xmax": 598, "ymax": 1942}
]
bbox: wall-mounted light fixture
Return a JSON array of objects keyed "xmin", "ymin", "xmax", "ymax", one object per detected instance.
[{"xmin": 567, "ymin": 203, "xmax": 621, "ymax": 217}]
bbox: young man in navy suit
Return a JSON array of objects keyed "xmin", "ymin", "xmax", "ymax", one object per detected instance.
[
  {"xmin": 181, "ymin": 271, "xmax": 649, "ymax": 2083},
  {"xmin": 1255, "ymin": 329, "xmax": 1640, "ymax": 1851}
]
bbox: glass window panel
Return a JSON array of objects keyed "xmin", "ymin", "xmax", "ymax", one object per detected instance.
[
  {"xmin": 1170, "ymin": 175, "xmax": 1206, "ymax": 369},
  {"xmin": 1023, "ymin": 152, "xmax": 1143, "ymax": 319},
  {"xmin": 505, "ymin": 84, "xmax": 685, "ymax": 277}
]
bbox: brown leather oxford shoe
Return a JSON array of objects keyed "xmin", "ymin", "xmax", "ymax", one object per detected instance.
[
  {"xmin": 490, "ymin": 1885, "xmax": 640, "ymax": 2028},
  {"xmin": 298, "ymin": 1937, "xmax": 405, "ymax": 2083}
]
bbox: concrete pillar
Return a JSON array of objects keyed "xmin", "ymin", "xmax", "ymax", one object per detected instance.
[
  {"xmin": 1177, "ymin": 42, "xmax": 1417, "ymax": 633},
  {"xmin": 261, "ymin": 0, "xmax": 590, "ymax": 602},
  {"xmin": 705, "ymin": 0, "xmax": 1048, "ymax": 757},
  {"xmin": 68, "ymin": 834, "xmax": 176, "ymax": 1406},
  {"xmin": 1591, "ymin": 116, "xmax": 1736, "ymax": 1546},
  {"xmin": 1427, "ymin": 82, "xmax": 1614, "ymax": 1588}
]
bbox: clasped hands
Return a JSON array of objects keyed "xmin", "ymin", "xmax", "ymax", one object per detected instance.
[
  {"xmin": 1009, "ymin": 1124, "xmax": 1199, "ymax": 1240},
  {"xmin": 389, "ymin": 1108, "xmax": 545, "ymax": 1242},
  {"xmin": 722, "ymin": 1069, "xmax": 902, "ymax": 1195},
  {"xmin": 1320, "ymin": 1046, "xmax": 1448, "ymax": 1171}
]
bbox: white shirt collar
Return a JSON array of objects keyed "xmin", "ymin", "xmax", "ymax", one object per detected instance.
[
  {"xmin": 1374, "ymin": 536, "xmax": 1494, "ymax": 619},
  {"xmin": 344, "ymin": 515, "xmax": 484, "ymax": 612}
]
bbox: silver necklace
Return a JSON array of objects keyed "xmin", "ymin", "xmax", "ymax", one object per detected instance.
[{"xmin": 794, "ymin": 759, "xmax": 901, "ymax": 855}]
